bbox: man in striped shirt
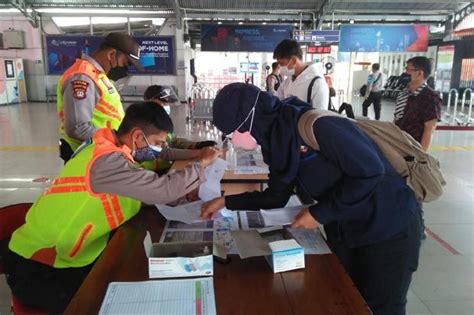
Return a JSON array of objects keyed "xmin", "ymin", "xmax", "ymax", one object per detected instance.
[
  {"xmin": 393, "ymin": 57, "xmax": 441, "ymax": 151},
  {"xmin": 393, "ymin": 56, "xmax": 442, "ymax": 240}
]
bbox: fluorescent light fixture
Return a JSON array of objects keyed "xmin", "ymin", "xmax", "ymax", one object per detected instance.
[
  {"xmin": 52, "ymin": 17, "xmax": 91, "ymax": 27},
  {"xmin": 37, "ymin": 8, "xmax": 169, "ymax": 14},
  {"xmin": 52, "ymin": 16, "xmax": 165, "ymax": 27},
  {"xmin": 0, "ymin": 8, "xmax": 20, "ymax": 13},
  {"xmin": 129, "ymin": 18, "xmax": 165, "ymax": 25}
]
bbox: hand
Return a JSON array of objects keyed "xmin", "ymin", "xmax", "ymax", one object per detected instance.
[
  {"xmin": 185, "ymin": 188, "xmax": 200, "ymax": 202},
  {"xmin": 291, "ymin": 209, "xmax": 320, "ymax": 229},
  {"xmin": 201, "ymin": 197, "xmax": 225, "ymax": 219},
  {"xmin": 198, "ymin": 147, "xmax": 222, "ymax": 167},
  {"xmin": 195, "ymin": 140, "xmax": 217, "ymax": 149}
]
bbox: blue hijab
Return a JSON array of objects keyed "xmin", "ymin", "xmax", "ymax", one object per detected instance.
[{"xmin": 213, "ymin": 83, "xmax": 311, "ymax": 191}]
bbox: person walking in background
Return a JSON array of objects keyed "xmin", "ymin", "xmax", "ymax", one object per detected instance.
[
  {"xmin": 362, "ymin": 63, "xmax": 384, "ymax": 120},
  {"xmin": 265, "ymin": 62, "xmax": 282, "ymax": 96}
]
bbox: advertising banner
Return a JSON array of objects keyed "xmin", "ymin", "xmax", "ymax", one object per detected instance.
[
  {"xmin": 435, "ymin": 45, "xmax": 455, "ymax": 92},
  {"xmin": 339, "ymin": 25, "xmax": 428, "ymax": 52},
  {"xmin": 200, "ymin": 24, "xmax": 292, "ymax": 52},
  {"xmin": 46, "ymin": 35, "xmax": 175, "ymax": 75}
]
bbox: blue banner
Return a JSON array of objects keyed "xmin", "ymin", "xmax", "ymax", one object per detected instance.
[
  {"xmin": 200, "ymin": 24, "xmax": 293, "ymax": 52},
  {"xmin": 46, "ymin": 35, "xmax": 175, "ymax": 75},
  {"xmin": 339, "ymin": 25, "xmax": 428, "ymax": 52},
  {"xmin": 293, "ymin": 30, "xmax": 339, "ymax": 43}
]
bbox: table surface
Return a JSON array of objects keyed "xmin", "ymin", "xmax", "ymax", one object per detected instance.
[
  {"xmin": 64, "ymin": 207, "xmax": 370, "ymax": 315},
  {"xmin": 171, "ymin": 160, "xmax": 269, "ymax": 182}
]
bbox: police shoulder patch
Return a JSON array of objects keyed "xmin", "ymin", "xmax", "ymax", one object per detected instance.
[{"xmin": 71, "ymin": 79, "xmax": 89, "ymax": 100}]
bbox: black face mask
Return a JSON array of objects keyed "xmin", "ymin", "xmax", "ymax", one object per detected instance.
[{"xmin": 108, "ymin": 66, "xmax": 129, "ymax": 82}]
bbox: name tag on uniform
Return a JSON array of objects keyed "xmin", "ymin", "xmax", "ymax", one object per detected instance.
[{"xmin": 101, "ymin": 77, "xmax": 115, "ymax": 94}]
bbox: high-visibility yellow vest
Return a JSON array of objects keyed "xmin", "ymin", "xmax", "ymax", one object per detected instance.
[
  {"xmin": 57, "ymin": 59, "xmax": 124, "ymax": 152},
  {"xmin": 9, "ymin": 128, "xmax": 141, "ymax": 268}
]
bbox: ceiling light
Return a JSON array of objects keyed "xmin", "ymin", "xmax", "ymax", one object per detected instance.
[
  {"xmin": 350, "ymin": 19, "xmax": 354, "ymax": 24},
  {"xmin": 294, "ymin": 23, "xmax": 298, "ymax": 26},
  {"xmin": 238, "ymin": 21, "xmax": 243, "ymax": 25},
  {"xmin": 36, "ymin": 8, "xmax": 169, "ymax": 14},
  {"xmin": 262, "ymin": 22, "xmax": 267, "ymax": 25},
  {"xmin": 218, "ymin": 21, "xmax": 222, "ymax": 24},
  {"xmin": 0, "ymin": 8, "xmax": 20, "ymax": 13}
]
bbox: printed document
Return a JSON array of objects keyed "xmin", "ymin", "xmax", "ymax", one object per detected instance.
[
  {"xmin": 199, "ymin": 158, "xmax": 228, "ymax": 201},
  {"xmin": 99, "ymin": 278, "xmax": 216, "ymax": 315}
]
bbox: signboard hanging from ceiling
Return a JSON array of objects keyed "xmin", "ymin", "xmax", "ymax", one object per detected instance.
[
  {"xmin": 293, "ymin": 30, "xmax": 339, "ymax": 43},
  {"xmin": 338, "ymin": 24, "xmax": 429, "ymax": 52},
  {"xmin": 45, "ymin": 35, "xmax": 175, "ymax": 75},
  {"xmin": 200, "ymin": 24, "xmax": 293, "ymax": 52}
]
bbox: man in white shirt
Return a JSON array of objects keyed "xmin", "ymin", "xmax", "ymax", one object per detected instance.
[
  {"xmin": 362, "ymin": 63, "xmax": 385, "ymax": 120},
  {"xmin": 273, "ymin": 39, "xmax": 329, "ymax": 110}
]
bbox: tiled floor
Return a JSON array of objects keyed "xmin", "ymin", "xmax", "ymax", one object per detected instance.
[{"xmin": 0, "ymin": 99, "xmax": 473, "ymax": 314}]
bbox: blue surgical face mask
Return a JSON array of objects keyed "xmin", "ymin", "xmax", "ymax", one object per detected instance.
[{"xmin": 132, "ymin": 133, "xmax": 162, "ymax": 163}]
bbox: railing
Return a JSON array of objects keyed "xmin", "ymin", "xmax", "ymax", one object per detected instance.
[
  {"xmin": 443, "ymin": 88, "xmax": 458, "ymax": 123},
  {"xmin": 458, "ymin": 88, "xmax": 473, "ymax": 126}
]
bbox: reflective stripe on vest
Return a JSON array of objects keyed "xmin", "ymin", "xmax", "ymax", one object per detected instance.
[
  {"xmin": 9, "ymin": 128, "xmax": 140, "ymax": 268},
  {"xmin": 57, "ymin": 59, "xmax": 124, "ymax": 152}
]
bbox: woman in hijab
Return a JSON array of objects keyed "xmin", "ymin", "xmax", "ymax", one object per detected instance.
[{"xmin": 201, "ymin": 83, "xmax": 421, "ymax": 315}]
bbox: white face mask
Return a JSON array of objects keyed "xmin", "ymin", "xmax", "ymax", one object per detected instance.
[
  {"xmin": 280, "ymin": 61, "xmax": 295, "ymax": 77},
  {"xmin": 163, "ymin": 105, "xmax": 171, "ymax": 115}
]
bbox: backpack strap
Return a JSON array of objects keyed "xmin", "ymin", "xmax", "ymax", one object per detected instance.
[
  {"xmin": 297, "ymin": 109, "xmax": 344, "ymax": 150},
  {"xmin": 307, "ymin": 76, "xmax": 320, "ymax": 103},
  {"xmin": 307, "ymin": 76, "xmax": 334, "ymax": 111}
]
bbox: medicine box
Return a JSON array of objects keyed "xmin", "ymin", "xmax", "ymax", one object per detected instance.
[{"xmin": 144, "ymin": 232, "xmax": 214, "ymax": 279}]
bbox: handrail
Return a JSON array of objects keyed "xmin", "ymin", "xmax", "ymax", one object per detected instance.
[
  {"xmin": 447, "ymin": 88, "xmax": 458, "ymax": 123},
  {"xmin": 462, "ymin": 88, "xmax": 473, "ymax": 126}
]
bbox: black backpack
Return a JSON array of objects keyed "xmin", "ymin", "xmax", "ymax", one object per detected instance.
[
  {"xmin": 360, "ymin": 73, "xmax": 381, "ymax": 96},
  {"xmin": 307, "ymin": 76, "xmax": 355, "ymax": 118}
]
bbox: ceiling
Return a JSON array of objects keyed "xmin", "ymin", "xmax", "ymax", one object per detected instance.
[{"xmin": 1, "ymin": 0, "xmax": 471, "ymax": 40}]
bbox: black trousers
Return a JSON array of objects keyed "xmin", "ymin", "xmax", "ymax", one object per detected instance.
[
  {"xmin": 59, "ymin": 139, "xmax": 74, "ymax": 164},
  {"xmin": 362, "ymin": 91, "xmax": 383, "ymax": 120},
  {"xmin": 3, "ymin": 248, "xmax": 93, "ymax": 314},
  {"xmin": 325, "ymin": 214, "xmax": 421, "ymax": 315}
]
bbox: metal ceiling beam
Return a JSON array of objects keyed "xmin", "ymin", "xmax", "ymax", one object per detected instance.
[
  {"xmin": 184, "ymin": 12, "xmax": 314, "ymax": 21},
  {"xmin": 172, "ymin": 0, "xmax": 182, "ymax": 29},
  {"xmin": 8, "ymin": 0, "xmax": 38, "ymax": 27},
  {"xmin": 322, "ymin": 14, "xmax": 448, "ymax": 22},
  {"xmin": 330, "ymin": 0, "xmax": 467, "ymax": 4},
  {"xmin": 316, "ymin": 0, "xmax": 332, "ymax": 29}
]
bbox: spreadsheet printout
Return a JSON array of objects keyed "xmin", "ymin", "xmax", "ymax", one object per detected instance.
[{"xmin": 99, "ymin": 278, "xmax": 216, "ymax": 315}]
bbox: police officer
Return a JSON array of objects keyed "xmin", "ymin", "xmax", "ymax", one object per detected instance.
[
  {"xmin": 5, "ymin": 102, "xmax": 221, "ymax": 313},
  {"xmin": 57, "ymin": 32, "xmax": 142, "ymax": 162}
]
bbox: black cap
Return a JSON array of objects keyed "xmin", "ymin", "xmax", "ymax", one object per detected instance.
[
  {"xmin": 102, "ymin": 32, "xmax": 143, "ymax": 71},
  {"xmin": 144, "ymin": 85, "xmax": 178, "ymax": 103}
]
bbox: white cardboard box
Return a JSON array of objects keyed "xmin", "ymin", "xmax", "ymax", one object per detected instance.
[
  {"xmin": 266, "ymin": 239, "xmax": 305, "ymax": 273},
  {"xmin": 231, "ymin": 229, "xmax": 305, "ymax": 273},
  {"xmin": 144, "ymin": 232, "xmax": 215, "ymax": 279}
]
